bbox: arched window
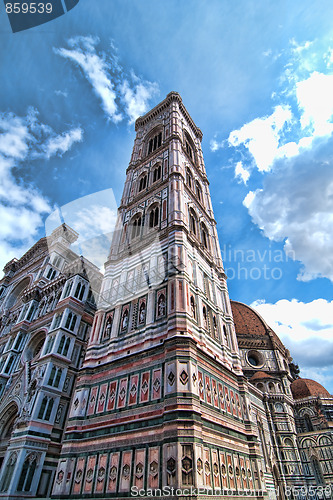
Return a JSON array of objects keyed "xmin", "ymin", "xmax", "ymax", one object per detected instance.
[
  {"xmin": 223, "ymin": 325, "xmax": 228, "ymax": 344},
  {"xmin": 305, "ymin": 414, "xmax": 314, "ymax": 432},
  {"xmin": 213, "ymin": 315, "xmax": 218, "ymax": 337},
  {"xmin": 46, "ymin": 267, "xmax": 57, "ymax": 281},
  {"xmin": 196, "ymin": 181, "xmax": 202, "ymax": 203},
  {"xmin": 149, "ymin": 205, "xmax": 159, "ymax": 228},
  {"xmin": 189, "ymin": 209, "xmax": 197, "ymax": 236},
  {"xmin": 0, "ymin": 452, "xmax": 17, "ymax": 492},
  {"xmin": 17, "ymin": 453, "xmax": 38, "ymax": 492},
  {"xmin": 45, "ymin": 336, "xmax": 55, "ymax": 355},
  {"xmin": 57, "ymin": 335, "xmax": 65, "ymax": 354},
  {"xmin": 38, "ymin": 397, "xmax": 54, "ymax": 421},
  {"xmin": 186, "ymin": 168, "xmax": 193, "ymax": 190},
  {"xmin": 153, "ymin": 164, "xmax": 161, "ymax": 182},
  {"xmin": 65, "ymin": 312, "xmax": 77, "ymax": 332},
  {"xmin": 53, "ymin": 313, "xmax": 62, "ymax": 329},
  {"xmin": 74, "ymin": 282, "xmax": 86, "ymax": 301},
  {"xmin": 52, "ymin": 255, "xmax": 62, "ymax": 268},
  {"xmin": 148, "ymin": 131, "xmax": 162, "ymax": 154},
  {"xmin": 48, "ymin": 366, "xmax": 62, "ymax": 388},
  {"xmin": 312, "ymin": 457, "xmax": 325, "ymax": 485},
  {"xmin": 185, "ymin": 140, "xmax": 194, "ymax": 160},
  {"xmin": 202, "ymin": 306, "xmax": 207, "ymax": 329},
  {"xmin": 4, "ymin": 355, "xmax": 15, "ymax": 374},
  {"xmin": 190, "ymin": 296, "xmax": 196, "ymax": 319},
  {"xmin": 63, "ymin": 281, "xmax": 73, "ymax": 299},
  {"xmin": 57, "ymin": 335, "xmax": 71, "ymax": 357},
  {"xmin": 138, "ymin": 175, "xmax": 147, "ymax": 192},
  {"xmin": 131, "ymin": 215, "xmax": 142, "ymax": 239},
  {"xmin": 201, "ymin": 223, "xmax": 209, "ymax": 250}
]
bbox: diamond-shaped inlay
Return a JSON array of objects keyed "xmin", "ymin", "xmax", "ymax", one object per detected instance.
[
  {"xmin": 97, "ymin": 466, "xmax": 105, "ymax": 482},
  {"xmin": 130, "ymin": 384, "xmax": 137, "ymax": 397},
  {"xmin": 74, "ymin": 398, "xmax": 79, "ymax": 409},
  {"xmin": 153, "ymin": 377, "xmax": 161, "ymax": 392},
  {"xmin": 182, "ymin": 456, "xmax": 192, "ymax": 474},
  {"xmin": 168, "ymin": 371, "xmax": 175, "ymax": 386},
  {"xmin": 149, "ymin": 460, "xmax": 158, "ymax": 477},
  {"xmin": 192, "ymin": 373, "xmax": 197, "ymax": 385},
  {"xmin": 109, "ymin": 466, "xmax": 117, "ymax": 481},
  {"xmin": 119, "ymin": 387, "xmax": 126, "ymax": 400},
  {"xmin": 122, "ymin": 464, "xmax": 130, "ymax": 479},
  {"xmin": 109, "ymin": 390, "xmax": 116, "ymax": 402},
  {"xmin": 205, "ymin": 461, "xmax": 210, "ymax": 475},
  {"xmin": 180, "ymin": 370, "xmax": 189, "ymax": 385},
  {"xmin": 86, "ymin": 468, "xmax": 94, "ymax": 483},
  {"xmin": 167, "ymin": 457, "xmax": 176, "ymax": 475},
  {"xmin": 141, "ymin": 380, "xmax": 149, "ymax": 394},
  {"xmin": 135, "ymin": 462, "xmax": 144, "ymax": 479}
]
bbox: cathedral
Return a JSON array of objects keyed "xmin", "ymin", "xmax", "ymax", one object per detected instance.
[{"xmin": 0, "ymin": 92, "xmax": 332, "ymax": 500}]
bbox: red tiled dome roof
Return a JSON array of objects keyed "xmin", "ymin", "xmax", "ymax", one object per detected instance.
[
  {"xmin": 291, "ymin": 378, "xmax": 331, "ymax": 400},
  {"xmin": 231, "ymin": 301, "xmax": 267, "ymax": 336},
  {"xmin": 230, "ymin": 300, "xmax": 286, "ymax": 352},
  {"xmin": 250, "ymin": 371, "xmax": 273, "ymax": 381}
]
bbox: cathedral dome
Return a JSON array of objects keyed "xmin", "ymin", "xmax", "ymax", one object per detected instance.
[
  {"xmin": 230, "ymin": 300, "xmax": 289, "ymax": 348},
  {"xmin": 231, "ymin": 301, "xmax": 268, "ymax": 336},
  {"xmin": 291, "ymin": 378, "xmax": 331, "ymax": 399}
]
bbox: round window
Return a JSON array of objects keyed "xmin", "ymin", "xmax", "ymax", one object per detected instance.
[
  {"xmin": 248, "ymin": 356, "xmax": 258, "ymax": 366},
  {"xmin": 247, "ymin": 350, "xmax": 263, "ymax": 368}
]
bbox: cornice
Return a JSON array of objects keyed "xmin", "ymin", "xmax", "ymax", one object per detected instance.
[{"xmin": 135, "ymin": 92, "xmax": 203, "ymax": 141}]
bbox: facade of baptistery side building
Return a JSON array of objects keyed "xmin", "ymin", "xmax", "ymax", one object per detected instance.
[
  {"xmin": 0, "ymin": 224, "xmax": 102, "ymax": 498},
  {"xmin": 0, "ymin": 93, "xmax": 332, "ymax": 500}
]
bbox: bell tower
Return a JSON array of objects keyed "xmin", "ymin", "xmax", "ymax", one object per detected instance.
[{"xmin": 53, "ymin": 93, "xmax": 267, "ymax": 499}]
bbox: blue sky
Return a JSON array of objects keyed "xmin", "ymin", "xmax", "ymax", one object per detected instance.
[{"xmin": 1, "ymin": 0, "xmax": 333, "ymax": 389}]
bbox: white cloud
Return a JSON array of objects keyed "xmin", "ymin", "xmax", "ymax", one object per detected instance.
[
  {"xmin": 251, "ymin": 299, "xmax": 333, "ymax": 388},
  {"xmin": 228, "ymin": 105, "xmax": 293, "ymax": 172},
  {"xmin": 244, "ymin": 136, "xmax": 333, "ymax": 281},
  {"xmin": 296, "ymin": 71, "xmax": 333, "ymax": 136},
  {"xmin": 210, "ymin": 138, "xmax": 225, "ymax": 152},
  {"xmin": 55, "ymin": 39, "xmax": 122, "ymax": 123},
  {"xmin": 42, "ymin": 127, "xmax": 83, "ymax": 159},
  {"xmin": 0, "ymin": 110, "xmax": 83, "ymax": 275},
  {"xmin": 55, "ymin": 37, "xmax": 159, "ymax": 124},
  {"xmin": 120, "ymin": 80, "xmax": 159, "ymax": 124},
  {"xmin": 234, "ymin": 161, "xmax": 250, "ymax": 184}
]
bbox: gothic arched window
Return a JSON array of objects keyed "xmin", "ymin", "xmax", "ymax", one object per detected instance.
[
  {"xmin": 196, "ymin": 181, "xmax": 202, "ymax": 203},
  {"xmin": 138, "ymin": 174, "xmax": 147, "ymax": 192},
  {"xmin": 65, "ymin": 312, "xmax": 77, "ymax": 331},
  {"xmin": 74, "ymin": 282, "xmax": 86, "ymax": 301},
  {"xmin": 201, "ymin": 223, "xmax": 209, "ymax": 250},
  {"xmin": 202, "ymin": 306, "xmax": 207, "ymax": 329},
  {"xmin": 17, "ymin": 453, "xmax": 38, "ymax": 492},
  {"xmin": 148, "ymin": 131, "xmax": 162, "ymax": 155},
  {"xmin": 189, "ymin": 209, "xmax": 197, "ymax": 236},
  {"xmin": 190, "ymin": 295, "xmax": 196, "ymax": 319},
  {"xmin": 131, "ymin": 215, "xmax": 142, "ymax": 240},
  {"xmin": 149, "ymin": 205, "xmax": 159, "ymax": 228},
  {"xmin": 153, "ymin": 164, "xmax": 161, "ymax": 183},
  {"xmin": 186, "ymin": 168, "xmax": 193, "ymax": 190}
]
